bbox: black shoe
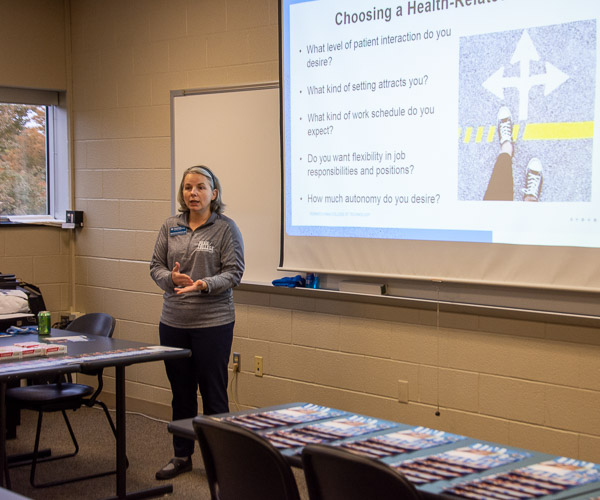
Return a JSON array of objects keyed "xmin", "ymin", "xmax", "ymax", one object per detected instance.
[{"xmin": 155, "ymin": 456, "xmax": 192, "ymax": 480}]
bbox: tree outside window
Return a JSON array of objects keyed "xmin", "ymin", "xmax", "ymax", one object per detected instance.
[{"xmin": 0, "ymin": 103, "xmax": 47, "ymax": 215}]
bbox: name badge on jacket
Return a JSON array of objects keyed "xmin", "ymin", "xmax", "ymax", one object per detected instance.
[{"xmin": 169, "ymin": 226, "xmax": 187, "ymax": 236}]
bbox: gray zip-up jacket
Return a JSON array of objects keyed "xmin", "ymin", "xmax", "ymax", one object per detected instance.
[{"xmin": 150, "ymin": 211, "xmax": 245, "ymax": 329}]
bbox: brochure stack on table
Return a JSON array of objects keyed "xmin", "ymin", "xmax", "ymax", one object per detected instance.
[
  {"xmin": 339, "ymin": 426, "xmax": 466, "ymax": 459},
  {"xmin": 181, "ymin": 402, "xmax": 600, "ymax": 499},
  {"xmin": 221, "ymin": 403, "xmax": 346, "ymax": 431},
  {"xmin": 263, "ymin": 414, "xmax": 397, "ymax": 452},
  {"xmin": 442, "ymin": 457, "xmax": 600, "ymax": 500},
  {"xmin": 391, "ymin": 443, "xmax": 531, "ymax": 485}
]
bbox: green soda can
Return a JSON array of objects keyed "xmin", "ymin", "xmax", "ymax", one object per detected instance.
[{"xmin": 38, "ymin": 311, "xmax": 51, "ymax": 336}]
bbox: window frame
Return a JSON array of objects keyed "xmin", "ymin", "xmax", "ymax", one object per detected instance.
[{"xmin": 0, "ymin": 86, "xmax": 70, "ymax": 224}]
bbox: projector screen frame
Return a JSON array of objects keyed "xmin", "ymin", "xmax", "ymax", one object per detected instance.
[{"xmin": 278, "ymin": 0, "xmax": 600, "ymax": 299}]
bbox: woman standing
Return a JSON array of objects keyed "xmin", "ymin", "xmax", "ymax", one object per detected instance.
[{"xmin": 150, "ymin": 165, "xmax": 244, "ymax": 479}]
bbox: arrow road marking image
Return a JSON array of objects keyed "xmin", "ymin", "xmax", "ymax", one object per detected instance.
[
  {"xmin": 483, "ymin": 30, "xmax": 569, "ymax": 121},
  {"xmin": 457, "ymin": 19, "xmax": 595, "ymax": 203}
]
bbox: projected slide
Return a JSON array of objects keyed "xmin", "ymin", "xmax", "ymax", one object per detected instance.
[{"xmin": 281, "ymin": 0, "xmax": 600, "ymax": 248}]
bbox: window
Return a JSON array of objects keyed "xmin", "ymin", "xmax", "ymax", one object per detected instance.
[
  {"xmin": 0, "ymin": 87, "xmax": 69, "ymax": 223},
  {"xmin": 0, "ymin": 103, "xmax": 48, "ymax": 215}
]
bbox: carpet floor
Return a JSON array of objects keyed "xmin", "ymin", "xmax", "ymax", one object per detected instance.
[{"xmin": 5, "ymin": 406, "xmax": 309, "ymax": 499}]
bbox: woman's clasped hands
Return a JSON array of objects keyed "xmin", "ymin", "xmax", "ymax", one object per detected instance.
[{"xmin": 171, "ymin": 262, "xmax": 207, "ymax": 294}]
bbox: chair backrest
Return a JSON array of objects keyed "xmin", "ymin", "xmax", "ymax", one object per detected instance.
[
  {"xmin": 192, "ymin": 415, "xmax": 301, "ymax": 500},
  {"xmin": 301, "ymin": 444, "xmax": 422, "ymax": 500},
  {"xmin": 66, "ymin": 313, "xmax": 116, "ymax": 338}
]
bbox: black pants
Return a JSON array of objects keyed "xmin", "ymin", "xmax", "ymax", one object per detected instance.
[{"xmin": 160, "ymin": 321, "xmax": 234, "ymax": 457}]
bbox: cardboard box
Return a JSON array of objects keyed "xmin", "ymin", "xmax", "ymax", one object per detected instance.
[
  {"xmin": 41, "ymin": 344, "xmax": 67, "ymax": 356},
  {"xmin": 0, "ymin": 346, "xmax": 23, "ymax": 361}
]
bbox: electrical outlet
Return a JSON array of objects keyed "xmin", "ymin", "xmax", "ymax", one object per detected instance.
[
  {"xmin": 398, "ymin": 380, "xmax": 408, "ymax": 404},
  {"xmin": 254, "ymin": 356, "xmax": 263, "ymax": 377},
  {"xmin": 232, "ymin": 352, "xmax": 240, "ymax": 371}
]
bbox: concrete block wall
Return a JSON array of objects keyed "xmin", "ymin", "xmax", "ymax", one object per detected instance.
[
  {"xmin": 0, "ymin": 0, "xmax": 66, "ymax": 90},
  {"xmin": 0, "ymin": 0, "xmax": 69, "ymax": 320},
  {"xmin": 69, "ymin": 0, "xmax": 280, "ymax": 419},
  {"xmin": 0, "ymin": 226, "xmax": 71, "ymax": 315},
  {"xmin": 229, "ymin": 290, "xmax": 600, "ymax": 463}
]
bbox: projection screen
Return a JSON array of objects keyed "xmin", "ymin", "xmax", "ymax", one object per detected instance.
[{"xmin": 279, "ymin": 0, "xmax": 600, "ymax": 292}]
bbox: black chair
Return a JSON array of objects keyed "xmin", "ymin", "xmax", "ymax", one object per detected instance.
[
  {"xmin": 301, "ymin": 443, "xmax": 422, "ymax": 500},
  {"xmin": 192, "ymin": 415, "xmax": 301, "ymax": 500},
  {"xmin": 6, "ymin": 312, "xmax": 118, "ymax": 487}
]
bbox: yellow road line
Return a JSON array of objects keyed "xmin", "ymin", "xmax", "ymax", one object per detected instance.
[
  {"xmin": 459, "ymin": 121, "xmax": 593, "ymax": 142},
  {"xmin": 463, "ymin": 126, "xmax": 472, "ymax": 143},
  {"xmin": 523, "ymin": 121, "xmax": 594, "ymax": 140},
  {"xmin": 475, "ymin": 126, "xmax": 484, "ymax": 143}
]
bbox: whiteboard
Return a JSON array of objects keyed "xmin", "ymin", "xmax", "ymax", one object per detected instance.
[
  {"xmin": 171, "ymin": 84, "xmax": 282, "ymax": 284},
  {"xmin": 170, "ymin": 84, "xmax": 600, "ymax": 319}
]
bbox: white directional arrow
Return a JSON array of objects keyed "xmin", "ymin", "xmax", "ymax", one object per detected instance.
[
  {"xmin": 483, "ymin": 30, "xmax": 569, "ymax": 120},
  {"xmin": 510, "ymin": 29, "xmax": 540, "ymax": 66},
  {"xmin": 540, "ymin": 62, "xmax": 569, "ymax": 95},
  {"xmin": 483, "ymin": 67, "xmax": 510, "ymax": 99}
]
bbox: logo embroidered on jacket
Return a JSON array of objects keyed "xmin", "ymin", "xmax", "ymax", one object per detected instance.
[{"xmin": 196, "ymin": 240, "xmax": 214, "ymax": 253}]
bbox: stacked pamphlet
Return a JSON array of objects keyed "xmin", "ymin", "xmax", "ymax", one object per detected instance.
[
  {"xmin": 264, "ymin": 414, "xmax": 397, "ymax": 451},
  {"xmin": 14, "ymin": 342, "xmax": 67, "ymax": 356},
  {"xmin": 0, "ymin": 345, "xmax": 172, "ymax": 375},
  {"xmin": 391, "ymin": 443, "xmax": 531, "ymax": 485},
  {"xmin": 221, "ymin": 404, "xmax": 346, "ymax": 430},
  {"xmin": 339, "ymin": 426, "xmax": 466, "ymax": 458},
  {"xmin": 0, "ymin": 342, "xmax": 67, "ymax": 362},
  {"xmin": 0, "ymin": 355, "xmax": 75, "ymax": 375},
  {"xmin": 442, "ymin": 457, "xmax": 600, "ymax": 499}
]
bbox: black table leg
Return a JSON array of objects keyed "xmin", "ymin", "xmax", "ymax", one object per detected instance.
[
  {"xmin": 116, "ymin": 365, "xmax": 126, "ymax": 497},
  {"xmin": 1, "ymin": 381, "xmax": 10, "ymax": 489},
  {"xmin": 103, "ymin": 365, "xmax": 172, "ymax": 500}
]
